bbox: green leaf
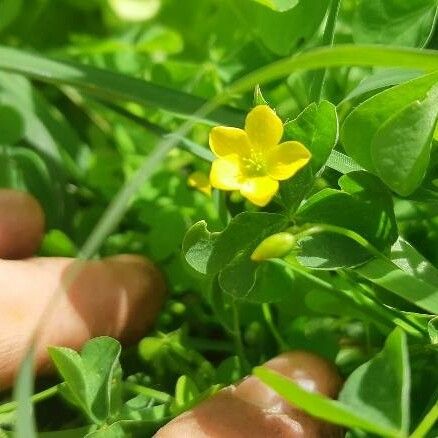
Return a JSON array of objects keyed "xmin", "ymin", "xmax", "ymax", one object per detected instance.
[
  {"xmin": 215, "ymin": 356, "xmax": 244, "ymax": 385},
  {"xmin": 353, "ymin": 0, "xmax": 438, "ymax": 47},
  {"xmin": 49, "ymin": 337, "xmax": 123, "ymax": 425},
  {"xmin": 296, "ymin": 171, "xmax": 397, "ymax": 269},
  {"xmin": 229, "ymin": 45, "xmax": 438, "ymax": 97},
  {"xmin": 103, "ymin": 409, "xmax": 169, "ymax": 438},
  {"xmin": 235, "ymin": 0, "xmax": 330, "ymax": 55},
  {"xmin": 39, "ymin": 230, "xmax": 77, "ymax": 257},
  {"xmin": 38, "ymin": 427, "xmax": 91, "ymax": 438},
  {"xmin": 183, "ymin": 213, "xmax": 288, "ymax": 299},
  {"xmin": 220, "ymin": 258, "xmax": 296, "ymax": 302},
  {"xmin": 325, "ymin": 150, "xmax": 363, "ymax": 174},
  {"xmin": 0, "ymin": 72, "xmax": 82, "ymax": 178},
  {"xmin": 0, "ymin": 46, "xmax": 243, "ymax": 126},
  {"xmin": 0, "ymin": 105, "xmax": 23, "ymax": 144},
  {"xmin": 253, "ymin": 85, "xmax": 269, "ymax": 106},
  {"xmin": 339, "ymin": 328, "xmax": 411, "ymax": 436},
  {"xmin": 0, "ymin": 0, "xmax": 22, "ymax": 31},
  {"xmin": 342, "ymin": 68, "xmax": 422, "ymax": 103},
  {"xmin": 209, "ymin": 277, "xmax": 235, "ymax": 332},
  {"xmin": 172, "ymin": 375, "xmax": 200, "ymax": 415},
  {"xmin": 428, "ymin": 316, "xmax": 438, "ymax": 344},
  {"xmin": 253, "ymin": 365, "xmax": 400, "ymax": 437},
  {"xmin": 356, "ymin": 237, "xmax": 438, "ymax": 314},
  {"xmin": 251, "ymin": 0, "xmax": 299, "ymax": 12},
  {"xmin": 184, "ymin": 213, "xmax": 286, "ymax": 276},
  {"xmin": 342, "ymin": 72, "xmax": 438, "ymax": 195},
  {"xmin": 371, "ymin": 84, "xmax": 438, "ymax": 195},
  {"xmin": 284, "ymin": 100, "xmax": 339, "ymax": 174},
  {"xmin": 84, "ymin": 423, "xmax": 125, "ymax": 438},
  {"xmin": 0, "ymin": 146, "xmax": 59, "ymax": 228},
  {"xmin": 279, "ymin": 165, "xmax": 314, "ymax": 214},
  {"xmin": 182, "ymin": 221, "xmax": 218, "ymax": 275}
]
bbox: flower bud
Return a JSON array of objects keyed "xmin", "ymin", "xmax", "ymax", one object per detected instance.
[{"xmin": 250, "ymin": 232, "xmax": 296, "ymax": 262}]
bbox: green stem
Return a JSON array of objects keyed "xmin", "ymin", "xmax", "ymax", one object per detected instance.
[
  {"xmin": 288, "ymin": 265, "xmax": 392, "ymax": 334},
  {"xmin": 410, "ymin": 399, "xmax": 438, "ymax": 438},
  {"xmin": 231, "ymin": 300, "xmax": 250, "ymax": 373},
  {"xmin": 339, "ymin": 271, "xmax": 426, "ymax": 338},
  {"xmin": 309, "ymin": 0, "xmax": 342, "ymax": 103},
  {"xmin": 295, "ymin": 223, "xmax": 383, "ymax": 260},
  {"xmin": 214, "ymin": 190, "xmax": 231, "ymax": 226},
  {"xmin": 293, "ymin": 224, "xmax": 427, "ymax": 337},
  {"xmin": 261, "ymin": 304, "xmax": 289, "ymax": 351},
  {"xmin": 123, "ymin": 381, "xmax": 173, "ymax": 404},
  {"xmin": 310, "ymin": 0, "xmax": 341, "ymax": 102},
  {"xmin": 0, "ymin": 384, "xmax": 59, "ymax": 414}
]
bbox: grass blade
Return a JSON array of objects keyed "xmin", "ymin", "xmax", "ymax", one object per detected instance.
[
  {"xmin": 0, "ymin": 46, "xmax": 244, "ymax": 126},
  {"xmin": 13, "ymin": 350, "xmax": 37, "ymax": 438},
  {"xmin": 253, "ymin": 366, "xmax": 401, "ymax": 437}
]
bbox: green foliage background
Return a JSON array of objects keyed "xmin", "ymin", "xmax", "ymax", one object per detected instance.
[{"xmin": 0, "ymin": 0, "xmax": 438, "ymax": 436}]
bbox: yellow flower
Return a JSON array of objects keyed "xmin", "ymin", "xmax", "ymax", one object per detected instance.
[
  {"xmin": 209, "ymin": 105, "xmax": 311, "ymax": 207},
  {"xmin": 188, "ymin": 171, "xmax": 212, "ymax": 196}
]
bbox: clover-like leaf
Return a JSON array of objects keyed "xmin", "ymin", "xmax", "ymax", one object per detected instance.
[
  {"xmin": 339, "ymin": 328, "xmax": 411, "ymax": 436},
  {"xmin": 236, "ymin": 0, "xmax": 329, "ymax": 55},
  {"xmin": 183, "ymin": 213, "xmax": 289, "ymax": 299},
  {"xmin": 49, "ymin": 337, "xmax": 123, "ymax": 425},
  {"xmin": 341, "ymin": 72, "xmax": 438, "ymax": 196},
  {"xmin": 284, "ymin": 100, "xmax": 338, "ymax": 174},
  {"xmin": 296, "ymin": 171, "xmax": 397, "ymax": 269},
  {"xmin": 353, "ymin": 0, "xmax": 438, "ymax": 48}
]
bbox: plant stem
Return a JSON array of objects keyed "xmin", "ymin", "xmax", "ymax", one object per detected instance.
[
  {"xmin": 309, "ymin": 0, "xmax": 342, "ymax": 103},
  {"xmin": 214, "ymin": 190, "xmax": 231, "ymax": 226},
  {"xmin": 261, "ymin": 303, "xmax": 289, "ymax": 351},
  {"xmin": 288, "ymin": 264, "xmax": 392, "ymax": 334},
  {"xmin": 410, "ymin": 399, "xmax": 438, "ymax": 438},
  {"xmin": 339, "ymin": 271, "xmax": 426, "ymax": 338},
  {"xmin": 293, "ymin": 224, "xmax": 427, "ymax": 337},
  {"xmin": 0, "ymin": 384, "xmax": 59, "ymax": 414},
  {"xmin": 231, "ymin": 300, "xmax": 250, "ymax": 373},
  {"xmin": 123, "ymin": 381, "xmax": 173, "ymax": 404}
]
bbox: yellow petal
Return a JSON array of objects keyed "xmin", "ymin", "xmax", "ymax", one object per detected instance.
[
  {"xmin": 245, "ymin": 105, "xmax": 283, "ymax": 150},
  {"xmin": 240, "ymin": 176, "xmax": 279, "ymax": 207},
  {"xmin": 209, "ymin": 126, "xmax": 251, "ymax": 158},
  {"xmin": 188, "ymin": 171, "xmax": 211, "ymax": 196},
  {"xmin": 266, "ymin": 141, "xmax": 311, "ymax": 181},
  {"xmin": 210, "ymin": 155, "xmax": 243, "ymax": 191}
]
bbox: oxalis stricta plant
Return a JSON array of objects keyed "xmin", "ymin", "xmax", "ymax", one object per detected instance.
[{"xmin": 0, "ymin": 0, "xmax": 437, "ymax": 437}]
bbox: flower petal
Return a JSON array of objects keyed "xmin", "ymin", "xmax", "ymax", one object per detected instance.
[
  {"xmin": 240, "ymin": 177, "xmax": 279, "ymax": 207},
  {"xmin": 209, "ymin": 127, "xmax": 251, "ymax": 158},
  {"xmin": 266, "ymin": 141, "xmax": 311, "ymax": 181},
  {"xmin": 245, "ymin": 105, "xmax": 283, "ymax": 150},
  {"xmin": 210, "ymin": 155, "xmax": 243, "ymax": 191},
  {"xmin": 188, "ymin": 171, "xmax": 211, "ymax": 196}
]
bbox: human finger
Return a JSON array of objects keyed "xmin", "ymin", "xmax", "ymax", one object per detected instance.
[
  {"xmin": 0, "ymin": 189, "xmax": 45, "ymax": 259},
  {"xmin": 155, "ymin": 351, "xmax": 343, "ymax": 438},
  {"xmin": 0, "ymin": 255, "xmax": 166, "ymax": 389}
]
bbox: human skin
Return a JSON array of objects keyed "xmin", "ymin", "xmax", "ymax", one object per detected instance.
[
  {"xmin": 0, "ymin": 189, "xmax": 166, "ymax": 390},
  {"xmin": 155, "ymin": 351, "xmax": 343, "ymax": 438},
  {"xmin": 0, "ymin": 189, "xmax": 342, "ymax": 437}
]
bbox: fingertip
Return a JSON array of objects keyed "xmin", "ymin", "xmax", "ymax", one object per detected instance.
[
  {"xmin": 264, "ymin": 351, "xmax": 343, "ymax": 398},
  {"xmin": 0, "ymin": 189, "xmax": 45, "ymax": 259}
]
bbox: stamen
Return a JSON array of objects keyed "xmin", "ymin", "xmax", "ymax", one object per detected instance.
[{"xmin": 241, "ymin": 150, "xmax": 267, "ymax": 177}]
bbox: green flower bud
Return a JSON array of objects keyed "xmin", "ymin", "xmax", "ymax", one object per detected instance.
[{"xmin": 251, "ymin": 232, "xmax": 296, "ymax": 262}]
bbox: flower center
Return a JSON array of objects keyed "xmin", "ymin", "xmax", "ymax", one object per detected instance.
[{"xmin": 241, "ymin": 150, "xmax": 267, "ymax": 177}]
